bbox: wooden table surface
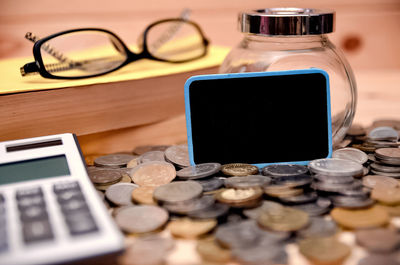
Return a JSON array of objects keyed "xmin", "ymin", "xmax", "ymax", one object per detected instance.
[{"xmin": 1, "ymin": 1, "xmax": 400, "ymax": 264}]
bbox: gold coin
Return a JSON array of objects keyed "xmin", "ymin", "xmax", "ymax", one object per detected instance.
[
  {"xmin": 258, "ymin": 207, "xmax": 309, "ymax": 232},
  {"xmin": 196, "ymin": 237, "xmax": 231, "ymax": 263},
  {"xmin": 130, "ymin": 161, "xmax": 176, "ymax": 187},
  {"xmin": 167, "ymin": 218, "xmax": 217, "ymax": 239},
  {"xmin": 221, "ymin": 163, "xmax": 259, "ymax": 176},
  {"xmin": 216, "ymin": 188, "xmax": 263, "ymax": 207},
  {"xmin": 131, "ymin": 186, "xmax": 157, "ymax": 205},
  {"xmin": 376, "ymin": 203, "xmax": 400, "ymax": 217},
  {"xmin": 371, "ymin": 187, "xmax": 400, "ymax": 205},
  {"xmin": 331, "ymin": 206, "xmax": 389, "ymax": 229},
  {"xmin": 264, "ymin": 185, "xmax": 303, "ymax": 198},
  {"xmin": 299, "ymin": 236, "xmax": 351, "ymax": 265}
]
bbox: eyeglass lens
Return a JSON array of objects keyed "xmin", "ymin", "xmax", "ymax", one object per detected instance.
[
  {"xmin": 146, "ymin": 20, "xmax": 206, "ymax": 62},
  {"xmin": 40, "ymin": 31, "xmax": 127, "ymax": 78}
]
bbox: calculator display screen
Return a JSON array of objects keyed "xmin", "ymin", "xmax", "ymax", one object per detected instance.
[{"xmin": 0, "ymin": 155, "xmax": 70, "ymax": 185}]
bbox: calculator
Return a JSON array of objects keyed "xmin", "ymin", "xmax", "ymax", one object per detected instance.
[{"xmin": 0, "ymin": 133, "xmax": 124, "ymax": 265}]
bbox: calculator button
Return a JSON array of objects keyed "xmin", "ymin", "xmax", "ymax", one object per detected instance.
[
  {"xmin": 16, "ymin": 187, "xmax": 43, "ymax": 199},
  {"xmin": 65, "ymin": 213, "xmax": 98, "ymax": 236},
  {"xmin": 22, "ymin": 220, "xmax": 54, "ymax": 244},
  {"xmin": 57, "ymin": 189, "xmax": 84, "ymax": 204},
  {"xmin": 20, "ymin": 206, "xmax": 49, "ymax": 222},
  {"xmin": 53, "ymin": 182, "xmax": 80, "ymax": 194},
  {"xmin": 60, "ymin": 199, "xmax": 89, "ymax": 214},
  {"xmin": 17, "ymin": 195, "xmax": 45, "ymax": 210},
  {"xmin": 0, "ymin": 228, "xmax": 8, "ymax": 253}
]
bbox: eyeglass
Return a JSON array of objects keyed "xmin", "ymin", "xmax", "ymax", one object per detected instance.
[{"xmin": 20, "ymin": 18, "xmax": 209, "ymax": 79}]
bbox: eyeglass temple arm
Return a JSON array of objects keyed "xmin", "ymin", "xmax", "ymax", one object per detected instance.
[
  {"xmin": 25, "ymin": 32, "xmax": 74, "ymax": 64},
  {"xmin": 20, "ymin": 62, "xmax": 39, "ymax": 76}
]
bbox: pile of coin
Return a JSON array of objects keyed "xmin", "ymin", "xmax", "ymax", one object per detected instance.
[{"xmin": 85, "ymin": 120, "xmax": 400, "ymax": 265}]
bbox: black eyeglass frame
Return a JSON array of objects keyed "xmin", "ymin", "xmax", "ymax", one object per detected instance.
[{"xmin": 21, "ymin": 18, "xmax": 210, "ymax": 79}]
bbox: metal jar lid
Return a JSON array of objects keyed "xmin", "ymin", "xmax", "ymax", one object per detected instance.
[{"xmin": 239, "ymin": 8, "xmax": 335, "ymax": 36}]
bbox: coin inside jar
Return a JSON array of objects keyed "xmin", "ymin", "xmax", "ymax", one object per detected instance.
[
  {"xmin": 130, "ymin": 161, "xmax": 176, "ymax": 187},
  {"xmin": 221, "ymin": 163, "xmax": 259, "ymax": 176}
]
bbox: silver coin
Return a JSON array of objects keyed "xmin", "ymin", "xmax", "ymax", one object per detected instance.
[
  {"xmin": 216, "ymin": 219, "xmax": 288, "ymax": 250},
  {"xmin": 279, "ymin": 192, "xmax": 318, "ymax": 205},
  {"xmin": 224, "ymin": 175, "xmax": 272, "ymax": 189},
  {"xmin": 196, "ymin": 177, "xmax": 224, "ymax": 192},
  {"xmin": 115, "ymin": 205, "xmax": 169, "ymax": 234},
  {"xmin": 164, "ymin": 144, "xmax": 191, "ymax": 168},
  {"xmin": 176, "ymin": 163, "xmax": 221, "ymax": 180},
  {"xmin": 187, "ymin": 203, "xmax": 229, "ymax": 219},
  {"xmin": 292, "ymin": 198, "xmax": 331, "ymax": 216},
  {"xmin": 274, "ymin": 174, "xmax": 312, "ymax": 187},
  {"xmin": 243, "ymin": 200, "xmax": 284, "ymax": 220},
  {"xmin": 139, "ymin": 151, "xmax": 166, "ymax": 164},
  {"xmin": 88, "ymin": 168, "xmax": 122, "ymax": 185},
  {"xmin": 313, "ymin": 174, "xmax": 354, "ymax": 184},
  {"xmin": 375, "ymin": 158, "xmax": 400, "ymax": 166},
  {"xmin": 162, "ymin": 195, "xmax": 215, "ymax": 215},
  {"xmin": 365, "ymin": 140, "xmax": 400, "ymax": 148},
  {"xmin": 105, "ymin": 183, "xmax": 138, "ymax": 206},
  {"xmin": 370, "ymin": 169, "xmax": 400, "ymax": 178},
  {"xmin": 94, "ymin": 154, "xmax": 136, "ymax": 168},
  {"xmin": 312, "ymin": 180, "xmax": 362, "ymax": 193},
  {"xmin": 337, "ymin": 188, "xmax": 370, "ymax": 197},
  {"xmin": 232, "ymin": 241, "xmax": 286, "ymax": 265},
  {"xmin": 297, "ymin": 217, "xmax": 338, "ymax": 238},
  {"xmin": 375, "ymin": 148, "xmax": 400, "ymax": 161},
  {"xmin": 363, "ymin": 175, "xmax": 399, "ymax": 189},
  {"xmin": 262, "ymin": 164, "xmax": 308, "ymax": 177},
  {"xmin": 153, "ymin": 181, "xmax": 203, "ymax": 204},
  {"xmin": 370, "ymin": 162, "xmax": 400, "ymax": 173},
  {"xmin": 215, "ymin": 219, "xmax": 263, "ymax": 249},
  {"xmin": 330, "ymin": 195, "xmax": 374, "ymax": 209},
  {"xmin": 309, "ymin": 158, "xmax": 364, "ymax": 177},
  {"xmin": 332, "ymin": 147, "xmax": 369, "ymax": 165},
  {"xmin": 368, "ymin": 126, "xmax": 399, "ymax": 142}
]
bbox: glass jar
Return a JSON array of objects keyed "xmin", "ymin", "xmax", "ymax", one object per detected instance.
[{"xmin": 220, "ymin": 8, "xmax": 357, "ymax": 146}]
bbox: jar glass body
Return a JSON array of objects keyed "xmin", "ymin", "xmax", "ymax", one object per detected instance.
[{"xmin": 220, "ymin": 34, "xmax": 357, "ymax": 146}]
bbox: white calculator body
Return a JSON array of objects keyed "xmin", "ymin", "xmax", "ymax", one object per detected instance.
[{"xmin": 0, "ymin": 133, "xmax": 124, "ymax": 265}]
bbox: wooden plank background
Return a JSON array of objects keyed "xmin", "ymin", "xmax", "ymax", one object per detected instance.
[{"xmin": 1, "ymin": 0, "xmax": 399, "ymax": 154}]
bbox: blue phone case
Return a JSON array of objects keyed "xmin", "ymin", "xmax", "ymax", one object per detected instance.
[{"xmin": 184, "ymin": 69, "xmax": 332, "ymax": 167}]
